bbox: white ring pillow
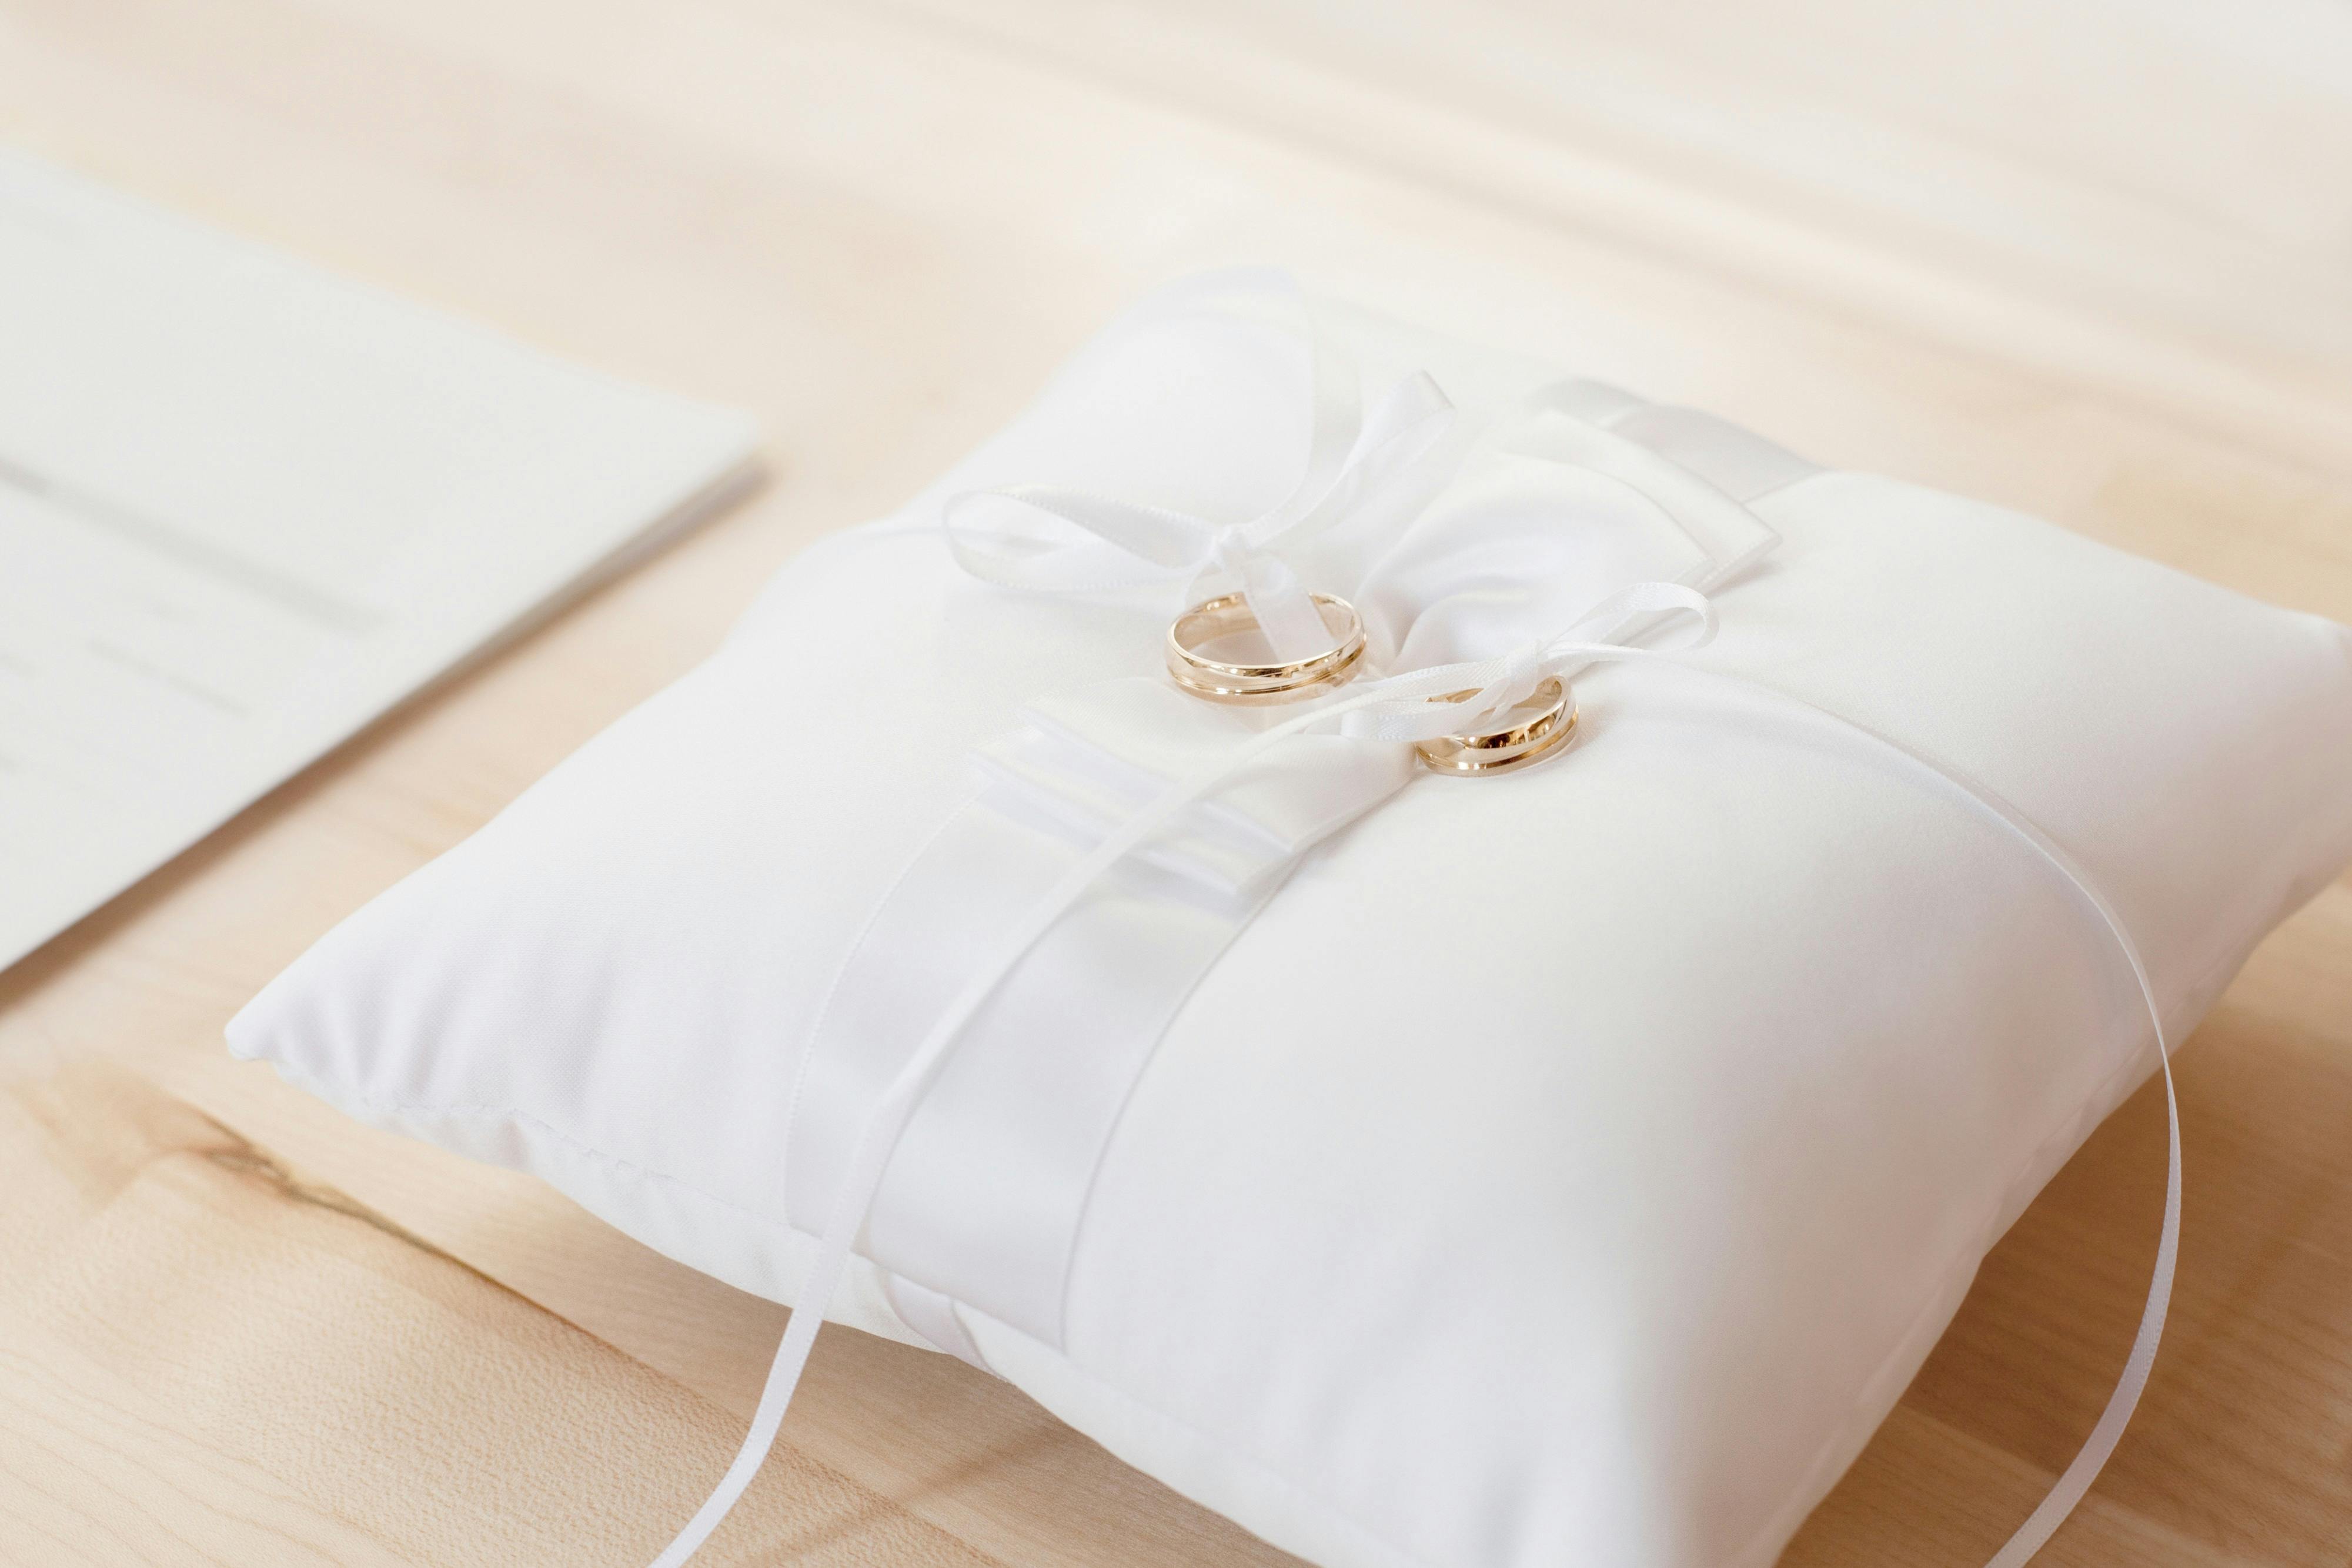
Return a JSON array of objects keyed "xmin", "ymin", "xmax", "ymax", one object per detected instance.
[{"xmin": 230, "ymin": 273, "xmax": 2352, "ymax": 1568}]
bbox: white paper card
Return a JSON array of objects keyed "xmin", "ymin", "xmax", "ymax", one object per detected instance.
[{"xmin": 0, "ymin": 149, "xmax": 757, "ymax": 967}]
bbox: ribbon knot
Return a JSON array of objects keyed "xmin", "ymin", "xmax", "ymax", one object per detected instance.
[
  {"xmin": 1205, "ymin": 521, "xmax": 1256, "ymax": 580},
  {"xmin": 1340, "ymin": 579, "xmax": 1721, "ymax": 744}
]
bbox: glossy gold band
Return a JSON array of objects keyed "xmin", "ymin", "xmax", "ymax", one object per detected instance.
[
  {"xmin": 1165, "ymin": 592, "xmax": 1367, "ymax": 706},
  {"xmin": 1416, "ymin": 676, "xmax": 1578, "ymax": 775}
]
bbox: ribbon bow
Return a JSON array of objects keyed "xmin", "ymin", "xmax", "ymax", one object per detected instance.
[{"xmin": 943, "ymin": 273, "xmax": 1462, "ymax": 662}]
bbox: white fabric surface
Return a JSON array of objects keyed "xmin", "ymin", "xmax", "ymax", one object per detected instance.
[{"xmin": 230, "ymin": 279, "xmax": 2352, "ymax": 1568}]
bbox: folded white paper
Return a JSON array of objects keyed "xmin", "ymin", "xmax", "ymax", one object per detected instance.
[{"xmin": 0, "ymin": 149, "xmax": 757, "ymax": 967}]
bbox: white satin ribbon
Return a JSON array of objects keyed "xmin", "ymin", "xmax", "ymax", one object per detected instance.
[
  {"xmin": 648, "ymin": 587, "xmax": 2178, "ymax": 1568},
  {"xmin": 941, "ymin": 270, "xmax": 1462, "ymax": 662}
]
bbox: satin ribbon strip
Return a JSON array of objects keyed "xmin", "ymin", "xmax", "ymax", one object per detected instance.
[
  {"xmin": 1528, "ymin": 380, "xmax": 1820, "ymax": 506},
  {"xmin": 782, "ymin": 680, "xmax": 1416, "ymax": 1348},
  {"xmin": 986, "ymin": 677, "xmax": 1423, "ymax": 899},
  {"xmin": 650, "ymin": 581, "xmax": 2179, "ymax": 1568},
  {"xmin": 942, "ymin": 269, "xmax": 1464, "ymax": 662}
]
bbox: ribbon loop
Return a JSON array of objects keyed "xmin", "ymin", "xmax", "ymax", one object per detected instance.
[{"xmin": 941, "ymin": 275, "xmax": 1462, "ymax": 663}]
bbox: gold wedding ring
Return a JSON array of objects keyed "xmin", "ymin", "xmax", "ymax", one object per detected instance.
[
  {"xmin": 1165, "ymin": 592, "xmax": 1367, "ymax": 705},
  {"xmin": 1416, "ymin": 676, "xmax": 1578, "ymax": 775}
]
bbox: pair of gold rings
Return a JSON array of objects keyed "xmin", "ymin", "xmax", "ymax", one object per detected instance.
[{"xmin": 1164, "ymin": 593, "xmax": 1577, "ymax": 775}]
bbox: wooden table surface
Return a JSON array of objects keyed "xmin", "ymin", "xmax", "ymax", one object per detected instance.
[{"xmin": 4, "ymin": 1, "xmax": 2351, "ymax": 1563}]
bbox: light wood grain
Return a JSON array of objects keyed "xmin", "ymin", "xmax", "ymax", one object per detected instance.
[{"xmin": 1, "ymin": 0, "xmax": 2348, "ymax": 1563}]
